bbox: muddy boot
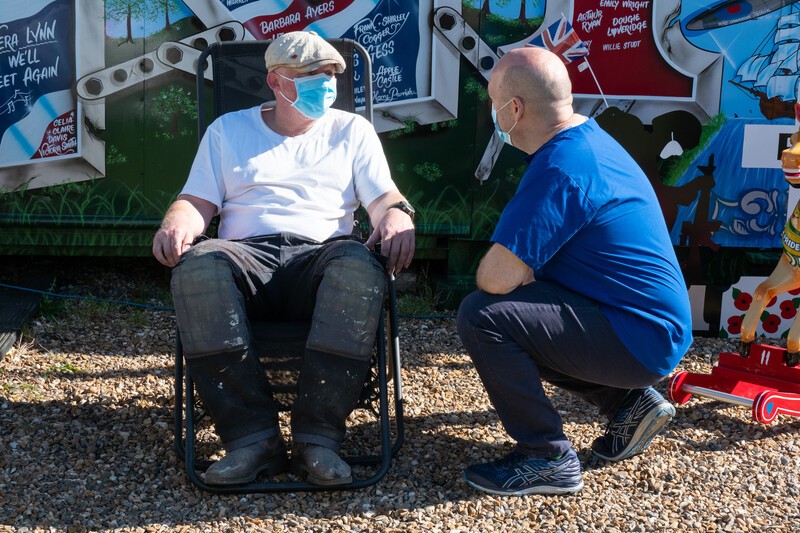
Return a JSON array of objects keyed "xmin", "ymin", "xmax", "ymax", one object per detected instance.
[
  {"xmin": 291, "ymin": 442, "xmax": 352, "ymax": 485},
  {"xmin": 204, "ymin": 435, "xmax": 289, "ymax": 485}
]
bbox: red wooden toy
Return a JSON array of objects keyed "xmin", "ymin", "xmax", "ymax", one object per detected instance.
[{"xmin": 668, "ymin": 343, "xmax": 800, "ymax": 424}]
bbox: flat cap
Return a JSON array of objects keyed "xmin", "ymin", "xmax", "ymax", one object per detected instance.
[{"xmin": 264, "ymin": 31, "xmax": 346, "ymax": 74}]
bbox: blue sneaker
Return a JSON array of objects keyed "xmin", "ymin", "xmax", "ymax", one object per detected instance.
[
  {"xmin": 464, "ymin": 448, "xmax": 583, "ymax": 496},
  {"xmin": 592, "ymin": 386, "xmax": 675, "ymax": 462}
]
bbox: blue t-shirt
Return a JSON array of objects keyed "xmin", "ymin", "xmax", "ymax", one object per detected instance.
[{"xmin": 492, "ymin": 118, "xmax": 692, "ymax": 375}]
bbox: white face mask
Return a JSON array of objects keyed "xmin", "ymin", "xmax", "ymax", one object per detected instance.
[
  {"xmin": 491, "ymin": 98, "xmax": 517, "ymax": 146},
  {"xmin": 277, "ymin": 72, "xmax": 337, "ymax": 120}
]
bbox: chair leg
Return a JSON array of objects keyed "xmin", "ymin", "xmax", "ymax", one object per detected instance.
[
  {"xmin": 387, "ymin": 277, "xmax": 405, "ymax": 456},
  {"xmin": 174, "ymin": 340, "xmax": 185, "ymax": 462}
]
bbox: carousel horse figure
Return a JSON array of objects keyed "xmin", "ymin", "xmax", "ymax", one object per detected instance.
[
  {"xmin": 740, "ymin": 104, "xmax": 800, "ymax": 366},
  {"xmin": 667, "ymin": 105, "xmax": 800, "ymax": 424}
]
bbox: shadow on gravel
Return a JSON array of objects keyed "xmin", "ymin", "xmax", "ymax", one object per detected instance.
[
  {"xmin": 2, "ymin": 397, "xmax": 519, "ymax": 530},
  {"xmin": 1, "ymin": 396, "xmax": 180, "ymax": 529},
  {"xmin": 17, "ymin": 365, "xmax": 174, "ymax": 382}
]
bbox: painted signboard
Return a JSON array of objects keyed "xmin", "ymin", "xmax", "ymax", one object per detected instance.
[
  {"xmin": 0, "ymin": 0, "xmax": 104, "ymax": 191},
  {"xmin": 172, "ymin": 0, "xmax": 460, "ymax": 132}
]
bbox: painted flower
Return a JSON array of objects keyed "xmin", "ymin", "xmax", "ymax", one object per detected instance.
[
  {"xmin": 781, "ymin": 300, "xmax": 797, "ymax": 319},
  {"xmin": 762, "ymin": 314, "xmax": 782, "ymax": 334},
  {"xmin": 789, "ymin": 288, "xmax": 800, "ymax": 295},
  {"xmin": 768, "ymin": 296, "xmax": 778, "ymax": 308},
  {"xmin": 727, "ymin": 315, "xmax": 742, "ymax": 335},
  {"xmin": 734, "ymin": 292, "xmax": 753, "ymax": 311}
]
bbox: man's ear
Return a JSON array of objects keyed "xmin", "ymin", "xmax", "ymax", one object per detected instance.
[
  {"xmin": 266, "ymin": 71, "xmax": 280, "ymax": 91},
  {"xmin": 512, "ymin": 97, "xmax": 524, "ymax": 121}
]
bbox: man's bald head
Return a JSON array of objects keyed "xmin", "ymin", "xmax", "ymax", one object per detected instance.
[
  {"xmin": 490, "ymin": 47, "xmax": 574, "ymax": 121},
  {"xmin": 486, "ymin": 47, "xmax": 583, "ymax": 153}
]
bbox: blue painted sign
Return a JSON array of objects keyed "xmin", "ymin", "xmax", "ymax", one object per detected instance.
[
  {"xmin": 344, "ymin": 0, "xmax": 421, "ymax": 106},
  {"xmin": 0, "ymin": 0, "xmax": 75, "ymax": 166}
]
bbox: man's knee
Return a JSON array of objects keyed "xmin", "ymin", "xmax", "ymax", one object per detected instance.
[
  {"xmin": 308, "ymin": 242, "xmax": 386, "ymax": 360},
  {"xmin": 173, "ymin": 245, "xmax": 229, "ymax": 291},
  {"xmin": 171, "ymin": 244, "xmax": 249, "ymax": 357},
  {"xmin": 325, "ymin": 240, "xmax": 384, "ymax": 269},
  {"xmin": 457, "ymin": 290, "xmax": 487, "ymax": 343},
  {"xmin": 320, "ymin": 241, "xmax": 386, "ymax": 298}
]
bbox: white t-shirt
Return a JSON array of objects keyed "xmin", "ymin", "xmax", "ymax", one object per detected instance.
[{"xmin": 181, "ymin": 104, "xmax": 396, "ymax": 242}]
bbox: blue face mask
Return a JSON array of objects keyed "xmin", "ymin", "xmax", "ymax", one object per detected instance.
[
  {"xmin": 278, "ymin": 72, "xmax": 337, "ymax": 120},
  {"xmin": 491, "ymin": 98, "xmax": 517, "ymax": 146}
]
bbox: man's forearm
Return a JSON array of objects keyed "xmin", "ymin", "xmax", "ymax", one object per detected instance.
[
  {"xmin": 367, "ymin": 190, "xmax": 408, "ymax": 229},
  {"xmin": 162, "ymin": 198, "xmax": 210, "ymax": 239},
  {"xmin": 475, "ymin": 243, "xmax": 531, "ymax": 294}
]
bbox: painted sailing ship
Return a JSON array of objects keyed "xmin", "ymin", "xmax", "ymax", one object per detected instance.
[{"xmin": 730, "ymin": 5, "xmax": 800, "ymax": 120}]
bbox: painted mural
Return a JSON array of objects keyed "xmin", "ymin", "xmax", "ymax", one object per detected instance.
[{"xmin": 1, "ymin": 0, "xmax": 799, "ymax": 325}]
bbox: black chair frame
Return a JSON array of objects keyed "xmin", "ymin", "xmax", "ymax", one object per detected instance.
[{"xmin": 173, "ymin": 39, "xmax": 404, "ymax": 493}]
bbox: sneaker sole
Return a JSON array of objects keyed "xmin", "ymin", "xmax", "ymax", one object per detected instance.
[
  {"xmin": 464, "ymin": 476, "xmax": 584, "ymax": 496},
  {"xmin": 593, "ymin": 403, "xmax": 676, "ymax": 462}
]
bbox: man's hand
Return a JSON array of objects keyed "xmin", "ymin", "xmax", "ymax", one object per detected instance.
[
  {"xmin": 152, "ymin": 196, "xmax": 216, "ymax": 267},
  {"xmin": 153, "ymin": 220, "xmax": 195, "ymax": 268},
  {"xmin": 365, "ymin": 194, "xmax": 416, "ymax": 273}
]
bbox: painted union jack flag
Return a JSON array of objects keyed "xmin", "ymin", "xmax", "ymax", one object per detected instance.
[{"xmin": 527, "ymin": 16, "xmax": 589, "ymax": 65}]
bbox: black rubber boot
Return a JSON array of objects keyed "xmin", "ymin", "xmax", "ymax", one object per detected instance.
[
  {"xmin": 291, "ymin": 442, "xmax": 352, "ymax": 485},
  {"xmin": 290, "ymin": 349, "xmax": 371, "ymax": 448},
  {"xmin": 186, "ymin": 347, "xmax": 280, "ymax": 447},
  {"xmin": 205, "ymin": 435, "xmax": 289, "ymax": 485}
]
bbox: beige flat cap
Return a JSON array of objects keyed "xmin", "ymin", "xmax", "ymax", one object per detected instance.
[{"xmin": 264, "ymin": 31, "xmax": 346, "ymax": 74}]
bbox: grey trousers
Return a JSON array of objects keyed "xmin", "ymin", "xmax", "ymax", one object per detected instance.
[
  {"xmin": 456, "ymin": 280, "xmax": 664, "ymax": 458},
  {"xmin": 171, "ymin": 234, "xmax": 386, "ymax": 452}
]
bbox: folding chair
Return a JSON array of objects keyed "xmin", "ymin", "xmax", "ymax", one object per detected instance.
[{"xmin": 173, "ymin": 39, "xmax": 405, "ymax": 493}]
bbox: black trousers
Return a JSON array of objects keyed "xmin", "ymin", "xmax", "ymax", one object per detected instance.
[
  {"xmin": 171, "ymin": 233, "xmax": 387, "ymax": 452},
  {"xmin": 457, "ymin": 281, "xmax": 664, "ymax": 458}
]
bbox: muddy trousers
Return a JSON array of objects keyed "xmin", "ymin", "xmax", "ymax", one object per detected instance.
[{"xmin": 171, "ymin": 234, "xmax": 387, "ymax": 452}]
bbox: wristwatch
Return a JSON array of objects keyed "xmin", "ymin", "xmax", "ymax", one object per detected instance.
[{"xmin": 387, "ymin": 200, "xmax": 415, "ymax": 221}]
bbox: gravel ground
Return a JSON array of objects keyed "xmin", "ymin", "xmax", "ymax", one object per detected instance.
[{"xmin": 2, "ymin": 258, "xmax": 800, "ymax": 532}]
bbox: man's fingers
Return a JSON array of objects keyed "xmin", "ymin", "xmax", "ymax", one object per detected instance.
[
  {"xmin": 152, "ymin": 234, "xmax": 171, "ymax": 267},
  {"xmin": 152, "ymin": 230, "xmax": 191, "ymax": 268},
  {"xmin": 371, "ymin": 221, "xmax": 414, "ymax": 272},
  {"xmin": 364, "ymin": 229, "xmax": 379, "ymax": 250},
  {"xmin": 401, "ymin": 239, "xmax": 415, "ymax": 269},
  {"xmin": 383, "ymin": 234, "xmax": 415, "ymax": 273}
]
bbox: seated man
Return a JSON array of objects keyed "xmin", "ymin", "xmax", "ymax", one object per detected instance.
[
  {"xmin": 153, "ymin": 31, "xmax": 415, "ymax": 486},
  {"xmin": 456, "ymin": 47, "xmax": 692, "ymax": 496}
]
